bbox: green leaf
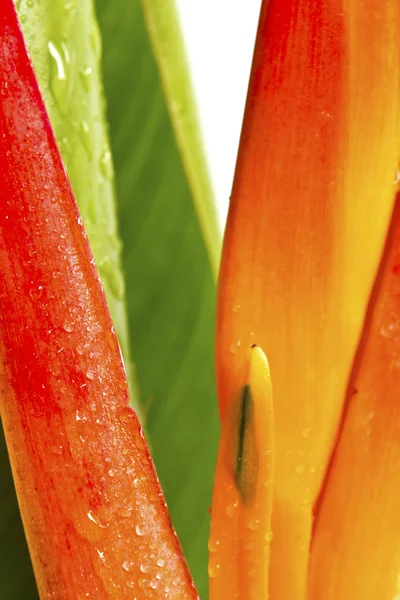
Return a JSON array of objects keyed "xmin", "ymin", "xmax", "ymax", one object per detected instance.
[
  {"xmin": 141, "ymin": 0, "xmax": 221, "ymax": 278},
  {"xmin": 0, "ymin": 425, "xmax": 38, "ymax": 599},
  {"xmin": 95, "ymin": 1, "xmax": 220, "ymax": 596}
]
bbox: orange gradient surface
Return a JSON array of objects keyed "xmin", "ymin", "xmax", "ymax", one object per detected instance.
[
  {"xmin": 309, "ymin": 199, "xmax": 400, "ymax": 598},
  {"xmin": 216, "ymin": 0, "xmax": 400, "ymax": 597}
]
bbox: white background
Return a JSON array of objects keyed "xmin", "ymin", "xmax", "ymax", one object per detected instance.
[{"xmin": 175, "ymin": 1, "xmax": 262, "ymax": 229}]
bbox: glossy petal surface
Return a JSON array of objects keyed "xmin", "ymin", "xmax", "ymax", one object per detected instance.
[
  {"xmin": 216, "ymin": 1, "xmax": 400, "ymax": 596},
  {"xmin": 309, "ymin": 199, "xmax": 400, "ymax": 598}
]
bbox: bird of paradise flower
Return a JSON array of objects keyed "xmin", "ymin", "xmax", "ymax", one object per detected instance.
[{"xmin": 1, "ymin": 0, "xmax": 400, "ymax": 599}]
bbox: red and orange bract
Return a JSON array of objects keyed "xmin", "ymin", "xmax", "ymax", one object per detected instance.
[
  {"xmin": 216, "ymin": 0, "xmax": 400, "ymax": 597},
  {"xmin": 309, "ymin": 197, "xmax": 400, "ymax": 598},
  {"xmin": 0, "ymin": 3, "xmax": 198, "ymax": 598}
]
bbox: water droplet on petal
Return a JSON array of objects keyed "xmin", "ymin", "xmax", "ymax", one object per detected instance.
[
  {"xmin": 122, "ymin": 560, "xmax": 133, "ymax": 572},
  {"xmin": 149, "ymin": 579, "xmax": 158, "ymax": 590},
  {"xmin": 208, "ymin": 563, "xmax": 221, "ymax": 579},
  {"xmin": 96, "ymin": 549, "xmax": 106, "ymax": 565},
  {"xmin": 208, "ymin": 538, "xmax": 220, "ymax": 553},
  {"xmin": 63, "ymin": 319, "xmax": 74, "ymax": 332},
  {"xmin": 247, "ymin": 517, "xmax": 260, "ymax": 531},
  {"xmin": 226, "ymin": 501, "xmax": 238, "ymax": 517},
  {"xmin": 87, "ymin": 511, "xmax": 108, "ymax": 529}
]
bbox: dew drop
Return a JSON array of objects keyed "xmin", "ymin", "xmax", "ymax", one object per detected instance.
[
  {"xmin": 245, "ymin": 540, "xmax": 255, "ymax": 551},
  {"xmin": 208, "ymin": 538, "xmax": 220, "ymax": 553},
  {"xmin": 79, "ymin": 120, "xmax": 94, "ymax": 159},
  {"xmin": 63, "ymin": 319, "xmax": 74, "ymax": 332},
  {"xmin": 122, "ymin": 560, "xmax": 133, "ymax": 572},
  {"xmin": 135, "ymin": 524, "xmax": 146, "ymax": 537},
  {"xmin": 76, "ymin": 410, "xmax": 86, "ymax": 422},
  {"xmin": 86, "ymin": 369, "xmax": 95, "ymax": 381},
  {"xmin": 119, "ymin": 506, "xmax": 133, "ymax": 518},
  {"xmin": 79, "ymin": 65, "xmax": 93, "ymax": 91},
  {"xmin": 98, "ymin": 256, "xmax": 124, "ymax": 300},
  {"xmin": 156, "ymin": 558, "xmax": 165, "ymax": 568},
  {"xmin": 119, "ymin": 407, "xmax": 133, "ymax": 424},
  {"xmin": 226, "ymin": 501, "xmax": 238, "ymax": 517},
  {"xmin": 140, "ymin": 563, "xmax": 149, "ymax": 574},
  {"xmin": 208, "ymin": 563, "xmax": 221, "ymax": 579},
  {"xmin": 48, "ymin": 41, "xmax": 70, "ymax": 113},
  {"xmin": 87, "ymin": 511, "xmax": 108, "ymax": 529},
  {"xmin": 100, "ymin": 149, "xmax": 113, "ymax": 179},
  {"xmin": 149, "ymin": 580, "xmax": 158, "ymax": 590},
  {"xmin": 89, "ymin": 24, "xmax": 101, "ymax": 55},
  {"xmin": 247, "ymin": 517, "xmax": 260, "ymax": 531},
  {"xmin": 64, "ymin": 0, "xmax": 77, "ymax": 14}
]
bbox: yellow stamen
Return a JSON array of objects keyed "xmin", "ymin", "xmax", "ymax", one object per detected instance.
[{"xmin": 209, "ymin": 345, "xmax": 274, "ymax": 600}]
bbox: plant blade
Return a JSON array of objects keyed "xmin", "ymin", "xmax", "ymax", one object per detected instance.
[
  {"xmin": 141, "ymin": 0, "xmax": 221, "ymax": 278},
  {"xmin": 95, "ymin": 1, "xmax": 220, "ymax": 596}
]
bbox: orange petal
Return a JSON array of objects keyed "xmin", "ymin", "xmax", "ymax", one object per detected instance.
[
  {"xmin": 216, "ymin": 0, "xmax": 400, "ymax": 597},
  {"xmin": 309, "ymin": 199, "xmax": 400, "ymax": 598},
  {"xmin": 209, "ymin": 345, "xmax": 274, "ymax": 600}
]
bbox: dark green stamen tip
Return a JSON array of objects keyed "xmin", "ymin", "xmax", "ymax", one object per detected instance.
[{"xmin": 235, "ymin": 384, "xmax": 258, "ymax": 504}]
